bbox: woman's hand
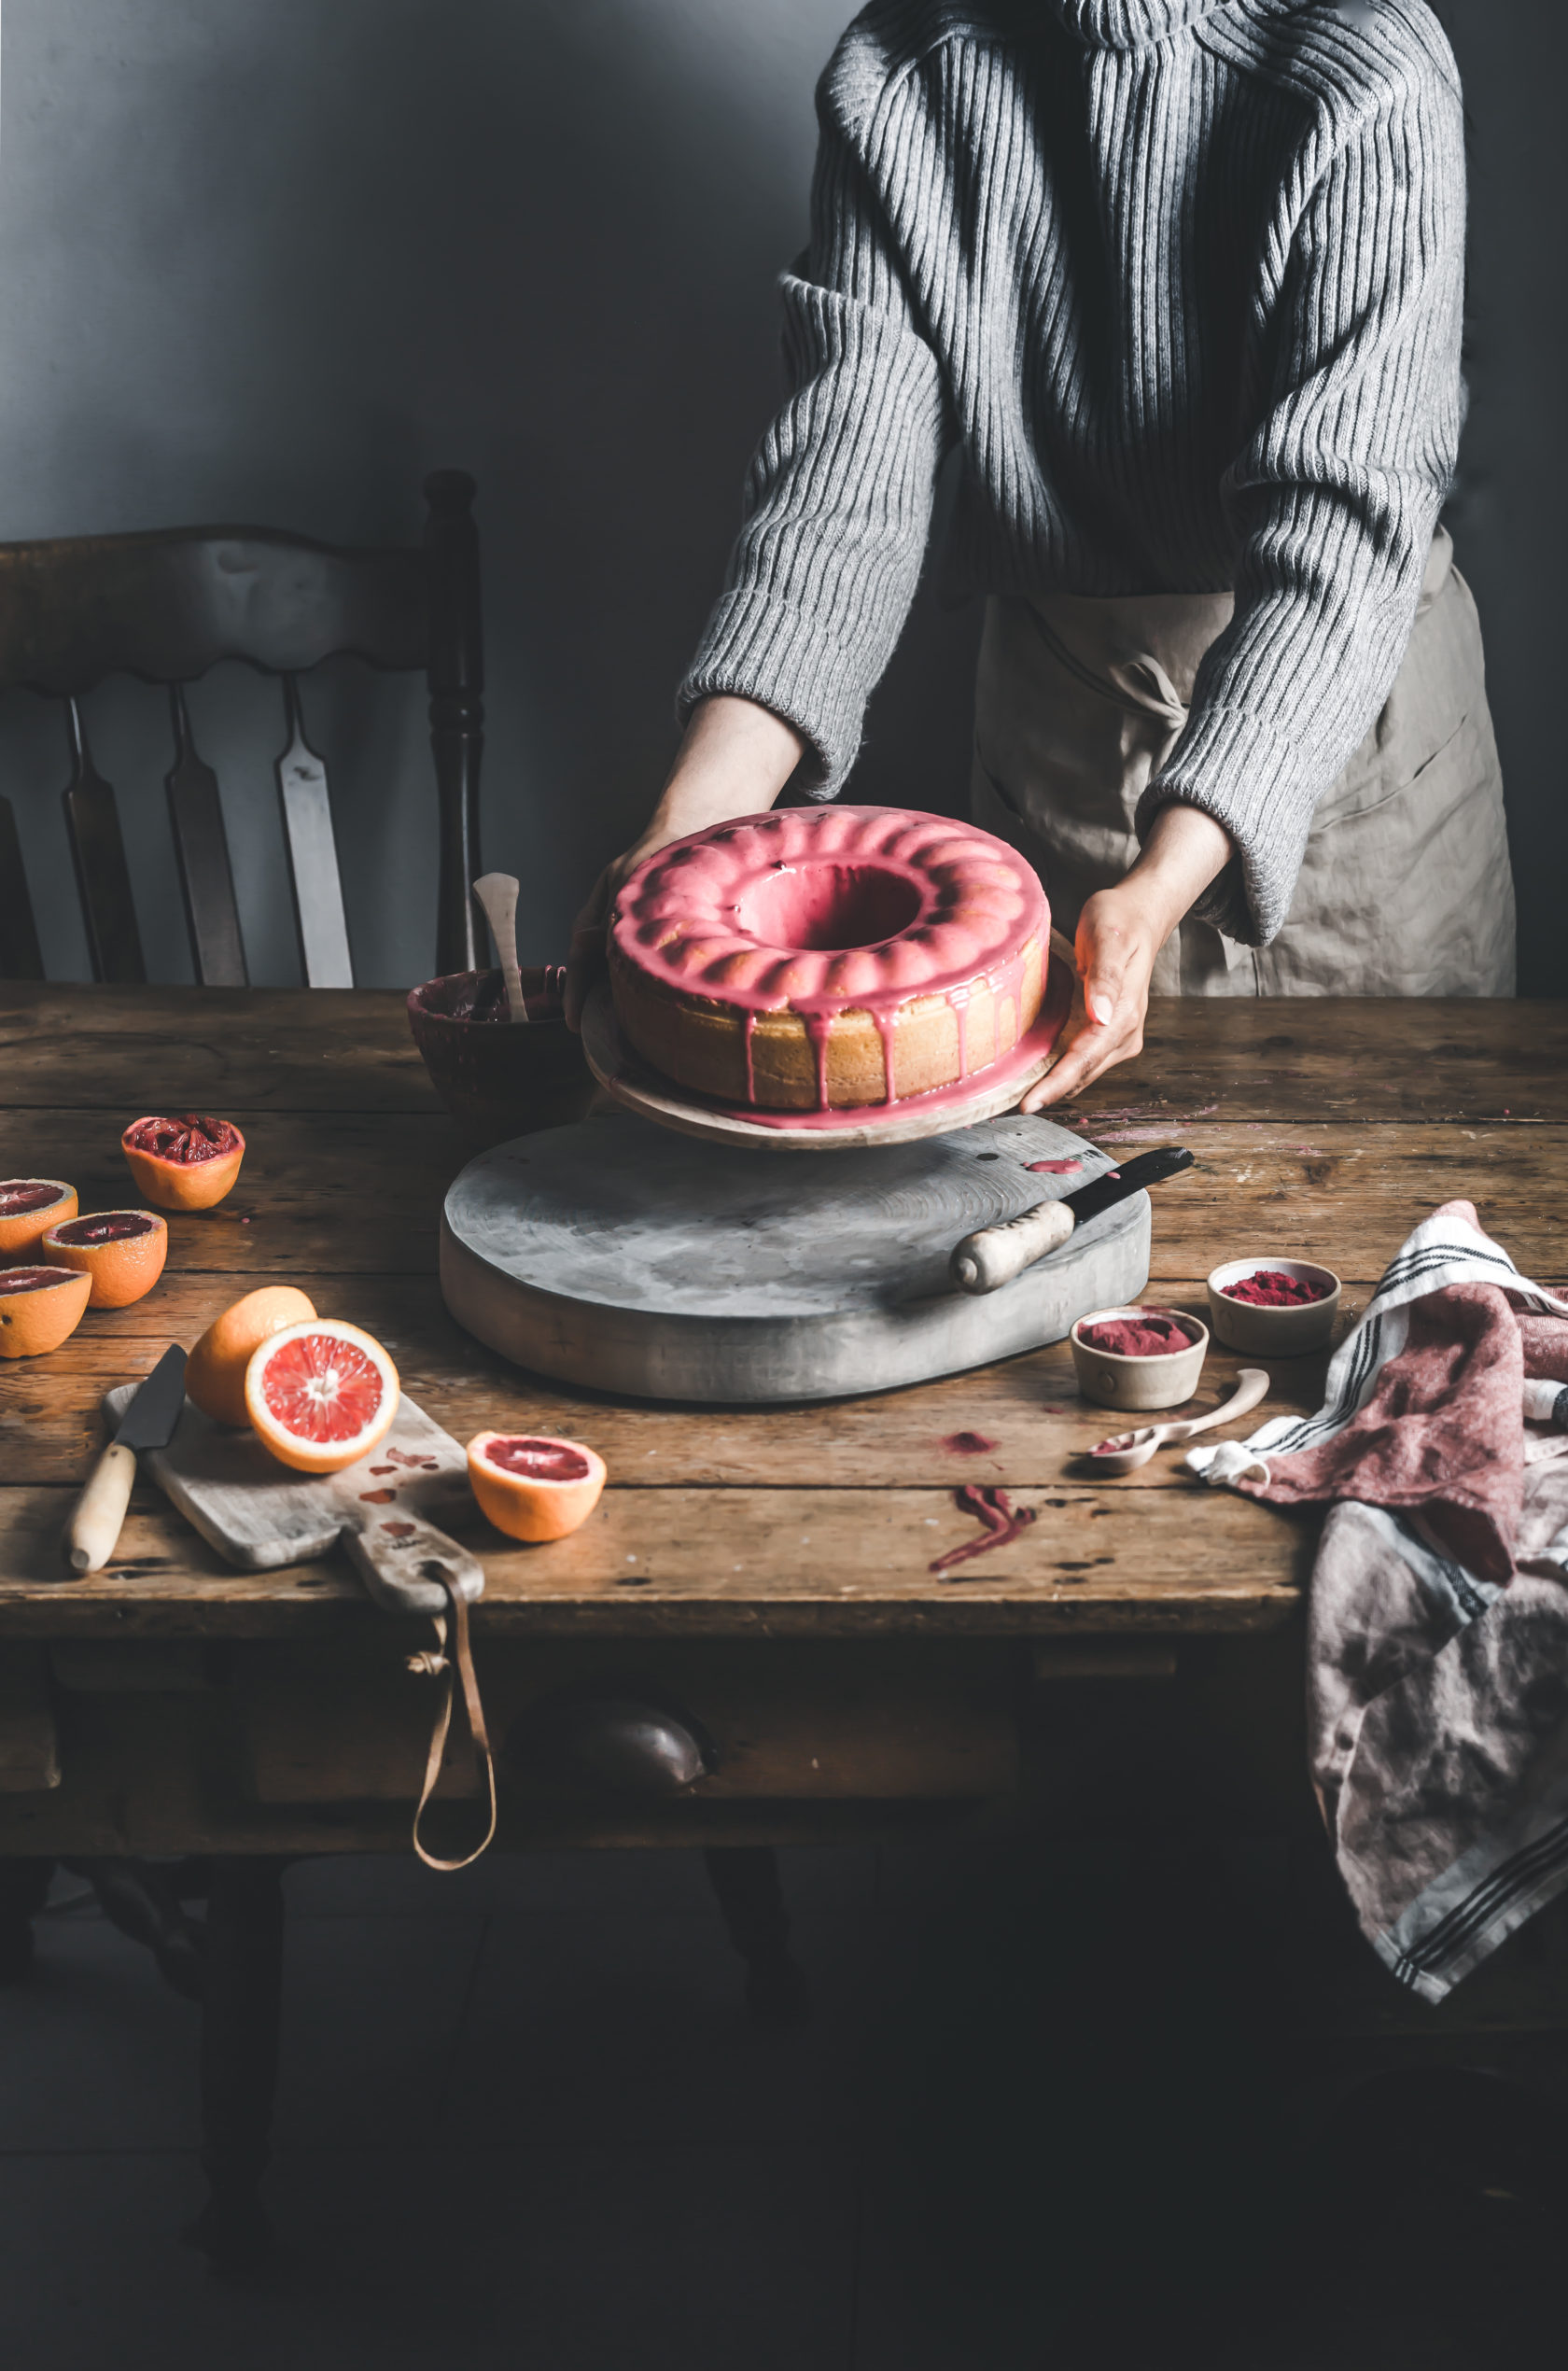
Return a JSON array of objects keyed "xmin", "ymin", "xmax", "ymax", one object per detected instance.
[
  {"xmin": 1020, "ymin": 804, "xmax": 1233, "ymax": 1110},
  {"xmin": 564, "ymin": 695, "xmax": 805, "ymax": 1031}
]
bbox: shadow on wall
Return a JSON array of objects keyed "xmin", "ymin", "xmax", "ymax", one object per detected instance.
[{"xmin": 0, "ymin": 0, "xmax": 979, "ymax": 988}]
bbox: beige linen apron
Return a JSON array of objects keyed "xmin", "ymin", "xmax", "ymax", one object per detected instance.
[{"xmin": 970, "ymin": 527, "xmax": 1516, "ymax": 995}]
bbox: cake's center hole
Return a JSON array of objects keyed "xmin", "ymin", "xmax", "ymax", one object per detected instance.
[{"xmin": 735, "ymin": 862, "xmax": 923, "ymax": 953}]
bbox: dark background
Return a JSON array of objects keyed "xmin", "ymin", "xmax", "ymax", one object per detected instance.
[{"xmin": 0, "ymin": 0, "xmax": 1560, "ymax": 991}]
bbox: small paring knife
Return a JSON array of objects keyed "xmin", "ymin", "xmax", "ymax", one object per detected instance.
[
  {"xmin": 950, "ymin": 1145, "xmax": 1195, "ymax": 1296},
  {"xmin": 63, "ymin": 1344, "xmax": 188, "ymax": 1576}
]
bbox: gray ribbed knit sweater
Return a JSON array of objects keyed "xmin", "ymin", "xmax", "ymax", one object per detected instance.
[{"xmin": 678, "ymin": 0, "xmax": 1465, "ymax": 945}]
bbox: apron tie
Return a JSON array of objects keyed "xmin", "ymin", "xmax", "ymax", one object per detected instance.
[{"xmin": 1024, "ymin": 603, "xmax": 1192, "ymax": 751}]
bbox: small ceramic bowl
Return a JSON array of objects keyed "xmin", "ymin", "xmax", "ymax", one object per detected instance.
[
  {"xmin": 408, "ymin": 967, "xmax": 595, "ymax": 1147},
  {"xmin": 1206, "ymin": 1256, "xmax": 1341, "ymax": 1356},
  {"xmin": 1069, "ymin": 1305, "xmax": 1210, "ymax": 1412}
]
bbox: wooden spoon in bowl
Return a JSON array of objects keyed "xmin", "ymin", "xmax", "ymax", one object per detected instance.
[{"xmin": 472, "ymin": 873, "xmax": 526, "ymax": 1023}]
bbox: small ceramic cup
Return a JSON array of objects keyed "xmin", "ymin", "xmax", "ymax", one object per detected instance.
[
  {"xmin": 1069, "ymin": 1305, "xmax": 1210, "ymax": 1412},
  {"xmin": 1205, "ymin": 1257, "xmax": 1341, "ymax": 1356}
]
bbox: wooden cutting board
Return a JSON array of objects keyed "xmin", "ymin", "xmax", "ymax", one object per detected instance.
[
  {"xmin": 440, "ymin": 1108, "xmax": 1149, "ymax": 1405},
  {"xmin": 104, "ymin": 1385, "xmax": 483, "ymax": 1618}
]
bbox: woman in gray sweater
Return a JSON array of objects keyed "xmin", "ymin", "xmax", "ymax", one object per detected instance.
[{"xmin": 567, "ymin": 0, "xmax": 1514, "ymax": 1105}]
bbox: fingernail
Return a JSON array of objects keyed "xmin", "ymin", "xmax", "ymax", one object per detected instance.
[{"xmin": 1088, "ymin": 992, "xmax": 1113, "ymax": 1026}]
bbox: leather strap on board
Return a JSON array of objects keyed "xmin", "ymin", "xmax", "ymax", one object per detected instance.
[{"xmin": 407, "ymin": 1583, "xmax": 497, "ymax": 1872}]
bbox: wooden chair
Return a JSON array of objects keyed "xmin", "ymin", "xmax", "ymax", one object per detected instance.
[
  {"xmin": 0, "ymin": 470, "xmax": 484, "ymax": 984},
  {"xmin": 0, "ymin": 471, "xmax": 809, "ymax": 2269}
]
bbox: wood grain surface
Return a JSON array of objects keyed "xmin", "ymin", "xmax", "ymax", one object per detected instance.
[
  {"xmin": 1, "ymin": 986, "xmax": 1561, "ymax": 1648},
  {"xmin": 6, "ymin": 984, "xmax": 1566, "ymax": 1118},
  {"xmin": 0, "ymin": 1480, "xmax": 1309, "ymax": 1635},
  {"xmin": 3, "ymin": 1277, "xmax": 1336, "ymax": 1487},
  {"xmin": 4, "ymin": 1106, "xmax": 1562, "ymax": 1281}
]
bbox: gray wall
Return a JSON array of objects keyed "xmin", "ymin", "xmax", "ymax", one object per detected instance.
[{"xmin": 1, "ymin": 0, "xmax": 1561, "ymax": 992}]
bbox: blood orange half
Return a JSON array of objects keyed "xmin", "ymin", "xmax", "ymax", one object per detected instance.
[
  {"xmin": 121, "ymin": 1115, "xmax": 245, "ymax": 1211},
  {"xmin": 467, "ymin": 1431, "xmax": 607, "ymax": 1542},
  {"xmin": 245, "ymin": 1319, "xmax": 399, "ymax": 1474},
  {"xmin": 0, "ymin": 1179, "xmax": 77, "ymax": 1258},
  {"xmin": 0, "ymin": 1265, "xmax": 92, "ymax": 1358},
  {"xmin": 41, "ymin": 1209, "xmax": 168, "ymax": 1308}
]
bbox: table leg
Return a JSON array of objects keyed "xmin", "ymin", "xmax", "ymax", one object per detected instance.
[
  {"xmin": 0, "ymin": 1857, "xmax": 53, "ymax": 1985},
  {"xmin": 702, "ymin": 1845, "xmax": 810, "ymax": 2027},
  {"xmin": 189, "ymin": 1855, "xmax": 287, "ymax": 2277}
]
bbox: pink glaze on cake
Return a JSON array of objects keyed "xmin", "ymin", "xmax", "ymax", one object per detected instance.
[{"xmin": 610, "ymin": 807, "xmax": 1048, "ymax": 1110}]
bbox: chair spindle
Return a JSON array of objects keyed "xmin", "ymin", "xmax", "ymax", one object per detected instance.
[
  {"xmin": 0, "ymin": 796, "xmax": 45, "ymax": 980},
  {"xmin": 425, "ymin": 471, "xmax": 483, "ymax": 976},
  {"xmin": 165, "ymin": 686, "xmax": 247, "ymax": 988},
  {"xmin": 63, "ymin": 698, "xmax": 145, "ymax": 984},
  {"xmin": 274, "ymin": 675, "xmax": 353, "ymax": 989}
]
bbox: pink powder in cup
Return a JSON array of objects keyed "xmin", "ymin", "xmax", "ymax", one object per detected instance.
[
  {"xmin": 1079, "ymin": 1313, "xmax": 1197, "ymax": 1359},
  {"xmin": 1221, "ymin": 1269, "xmax": 1331, "ymax": 1308}
]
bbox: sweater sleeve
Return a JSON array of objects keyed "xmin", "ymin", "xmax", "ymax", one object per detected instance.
[
  {"xmin": 1136, "ymin": 63, "xmax": 1467, "ymax": 945},
  {"xmin": 677, "ymin": 69, "xmax": 952, "ymax": 794}
]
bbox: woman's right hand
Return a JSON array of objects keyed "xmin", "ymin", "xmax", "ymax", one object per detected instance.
[{"xmin": 563, "ymin": 694, "xmax": 806, "ymax": 1031}]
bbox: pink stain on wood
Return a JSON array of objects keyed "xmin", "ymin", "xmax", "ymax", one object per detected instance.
[
  {"xmin": 942, "ymin": 1430, "xmax": 998, "ymax": 1456},
  {"xmin": 380, "ymin": 1521, "xmax": 416, "ymax": 1539},
  {"xmin": 1024, "ymin": 1157, "xmax": 1083, "ymax": 1174},
  {"xmin": 930, "ymin": 1484, "xmax": 1037, "ymax": 1575},
  {"xmin": 358, "ymin": 1488, "xmax": 397, "ymax": 1504}
]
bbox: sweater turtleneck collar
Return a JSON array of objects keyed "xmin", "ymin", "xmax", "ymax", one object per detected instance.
[{"xmin": 1043, "ymin": 1, "xmax": 1235, "ymax": 47}]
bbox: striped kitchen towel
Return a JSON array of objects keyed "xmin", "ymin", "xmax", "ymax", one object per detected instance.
[{"xmin": 1188, "ymin": 1201, "xmax": 1568, "ymax": 2002}]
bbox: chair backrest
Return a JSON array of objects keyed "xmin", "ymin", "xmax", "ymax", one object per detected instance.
[{"xmin": 0, "ymin": 470, "xmax": 483, "ymax": 986}]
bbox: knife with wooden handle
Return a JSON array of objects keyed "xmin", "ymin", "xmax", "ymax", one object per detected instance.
[
  {"xmin": 64, "ymin": 1344, "xmax": 188, "ymax": 1574},
  {"xmin": 949, "ymin": 1145, "xmax": 1194, "ymax": 1296}
]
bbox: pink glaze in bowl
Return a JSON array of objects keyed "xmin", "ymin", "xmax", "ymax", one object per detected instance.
[{"xmin": 407, "ymin": 968, "xmax": 595, "ymax": 1145}]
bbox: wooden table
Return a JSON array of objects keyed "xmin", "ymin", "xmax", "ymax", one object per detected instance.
[{"xmin": 3, "ymin": 984, "xmax": 1564, "ymax": 2258}]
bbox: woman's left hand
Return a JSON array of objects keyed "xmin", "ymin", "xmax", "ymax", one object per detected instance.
[{"xmin": 1019, "ymin": 803, "xmax": 1234, "ymax": 1111}]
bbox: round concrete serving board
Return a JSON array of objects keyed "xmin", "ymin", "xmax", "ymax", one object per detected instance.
[
  {"xmin": 440, "ymin": 1109, "xmax": 1150, "ymax": 1404},
  {"xmin": 578, "ymin": 955, "xmax": 1074, "ymax": 1152}
]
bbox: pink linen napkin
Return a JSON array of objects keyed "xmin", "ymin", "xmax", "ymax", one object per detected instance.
[{"xmin": 1188, "ymin": 1201, "xmax": 1568, "ymax": 2000}]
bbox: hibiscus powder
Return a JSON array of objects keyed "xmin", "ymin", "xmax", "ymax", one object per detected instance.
[{"xmin": 1222, "ymin": 1270, "xmax": 1331, "ymax": 1308}]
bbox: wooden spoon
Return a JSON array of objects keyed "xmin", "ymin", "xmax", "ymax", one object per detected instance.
[
  {"xmin": 1085, "ymin": 1368, "xmax": 1270, "ymax": 1475},
  {"xmin": 471, "ymin": 873, "xmax": 526, "ymax": 1023}
]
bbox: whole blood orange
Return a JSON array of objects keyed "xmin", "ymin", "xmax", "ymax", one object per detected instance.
[
  {"xmin": 42, "ymin": 1209, "xmax": 168, "ymax": 1308},
  {"xmin": 0, "ymin": 1265, "xmax": 93, "ymax": 1358},
  {"xmin": 245, "ymin": 1318, "xmax": 399, "ymax": 1474},
  {"xmin": 121, "ymin": 1115, "xmax": 245, "ymax": 1211},
  {"xmin": 0, "ymin": 1180, "xmax": 77, "ymax": 1258},
  {"xmin": 467, "ymin": 1431, "xmax": 607, "ymax": 1542},
  {"xmin": 187, "ymin": 1284, "xmax": 318, "ymax": 1427}
]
